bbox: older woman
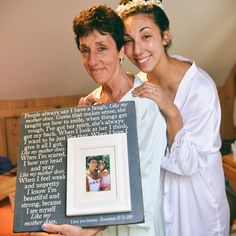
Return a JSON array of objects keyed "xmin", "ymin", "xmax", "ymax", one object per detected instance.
[
  {"xmin": 30, "ymin": 4, "xmax": 166, "ymax": 236},
  {"xmin": 86, "ymin": 157, "xmax": 101, "ymax": 192}
]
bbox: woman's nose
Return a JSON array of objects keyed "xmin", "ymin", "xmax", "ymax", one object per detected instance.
[
  {"xmin": 134, "ymin": 42, "xmax": 142, "ymax": 56},
  {"xmin": 88, "ymin": 51, "xmax": 97, "ymax": 66}
]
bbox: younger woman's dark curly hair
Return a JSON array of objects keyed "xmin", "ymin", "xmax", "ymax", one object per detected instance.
[
  {"xmin": 73, "ymin": 5, "xmax": 125, "ymax": 51},
  {"xmin": 118, "ymin": 0, "xmax": 171, "ymax": 49}
]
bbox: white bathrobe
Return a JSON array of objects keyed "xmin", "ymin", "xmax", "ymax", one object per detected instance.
[{"xmin": 139, "ymin": 55, "xmax": 230, "ymax": 236}]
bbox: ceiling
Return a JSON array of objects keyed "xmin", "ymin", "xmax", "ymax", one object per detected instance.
[{"xmin": 0, "ymin": 0, "xmax": 235, "ymax": 99}]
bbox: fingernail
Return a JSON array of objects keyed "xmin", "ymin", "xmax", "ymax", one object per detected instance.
[{"xmin": 41, "ymin": 224, "xmax": 48, "ymax": 231}]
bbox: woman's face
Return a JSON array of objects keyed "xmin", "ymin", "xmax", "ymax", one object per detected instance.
[
  {"xmin": 98, "ymin": 162, "xmax": 105, "ymax": 171},
  {"xmin": 89, "ymin": 159, "xmax": 97, "ymax": 171},
  {"xmin": 123, "ymin": 14, "xmax": 167, "ymax": 73},
  {"xmin": 79, "ymin": 30, "xmax": 124, "ymax": 86}
]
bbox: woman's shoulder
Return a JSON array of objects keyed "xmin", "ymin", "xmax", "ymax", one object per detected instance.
[
  {"xmin": 136, "ymin": 71, "xmax": 148, "ymax": 82},
  {"xmin": 174, "ymin": 55, "xmax": 217, "ymax": 93},
  {"xmin": 90, "ymin": 86, "xmax": 102, "ymax": 99},
  {"xmin": 191, "ymin": 66, "xmax": 218, "ymax": 97},
  {"xmin": 100, "ymin": 169, "xmax": 109, "ymax": 176}
]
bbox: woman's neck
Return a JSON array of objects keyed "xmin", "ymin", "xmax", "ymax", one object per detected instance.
[
  {"xmin": 147, "ymin": 55, "xmax": 190, "ymax": 100},
  {"xmin": 100, "ymin": 72, "xmax": 134, "ymax": 103},
  {"xmin": 88, "ymin": 169, "xmax": 98, "ymax": 178}
]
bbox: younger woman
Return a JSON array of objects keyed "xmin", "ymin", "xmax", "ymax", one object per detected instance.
[
  {"xmin": 98, "ymin": 160, "xmax": 111, "ymax": 191},
  {"xmin": 117, "ymin": 0, "xmax": 230, "ymax": 235}
]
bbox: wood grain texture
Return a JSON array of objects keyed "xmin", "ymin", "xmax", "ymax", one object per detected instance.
[{"xmin": 0, "ymin": 95, "xmax": 81, "ymax": 164}]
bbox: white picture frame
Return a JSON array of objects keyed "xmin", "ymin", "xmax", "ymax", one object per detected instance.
[{"xmin": 66, "ymin": 133, "xmax": 131, "ymax": 216}]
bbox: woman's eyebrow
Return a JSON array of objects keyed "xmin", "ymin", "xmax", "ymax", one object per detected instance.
[
  {"xmin": 124, "ymin": 27, "xmax": 151, "ymax": 37},
  {"xmin": 140, "ymin": 26, "xmax": 151, "ymax": 32}
]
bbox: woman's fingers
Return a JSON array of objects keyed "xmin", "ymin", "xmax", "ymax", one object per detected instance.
[
  {"xmin": 78, "ymin": 94, "xmax": 99, "ymax": 107},
  {"xmin": 132, "ymin": 82, "xmax": 158, "ymax": 98},
  {"xmin": 41, "ymin": 223, "xmax": 102, "ymax": 236},
  {"xmin": 30, "ymin": 233, "xmax": 54, "ymax": 236}
]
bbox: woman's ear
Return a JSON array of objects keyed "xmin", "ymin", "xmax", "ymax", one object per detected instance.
[
  {"xmin": 119, "ymin": 46, "xmax": 125, "ymax": 62},
  {"xmin": 162, "ymin": 30, "xmax": 171, "ymax": 46}
]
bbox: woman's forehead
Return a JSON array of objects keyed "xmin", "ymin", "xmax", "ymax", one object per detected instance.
[
  {"xmin": 124, "ymin": 14, "xmax": 155, "ymax": 29},
  {"xmin": 90, "ymin": 159, "xmax": 97, "ymax": 163},
  {"xmin": 124, "ymin": 14, "xmax": 160, "ymax": 36},
  {"xmin": 80, "ymin": 30, "xmax": 114, "ymax": 45}
]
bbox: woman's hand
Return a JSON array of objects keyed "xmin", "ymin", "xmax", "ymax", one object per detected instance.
[
  {"xmin": 132, "ymin": 81, "xmax": 183, "ymax": 145},
  {"xmin": 78, "ymin": 94, "xmax": 100, "ymax": 107},
  {"xmin": 30, "ymin": 223, "xmax": 103, "ymax": 236},
  {"xmin": 132, "ymin": 81, "xmax": 174, "ymax": 115}
]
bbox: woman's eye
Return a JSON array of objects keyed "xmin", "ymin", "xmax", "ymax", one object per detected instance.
[
  {"xmin": 80, "ymin": 48, "xmax": 89, "ymax": 54},
  {"xmin": 97, "ymin": 47, "xmax": 108, "ymax": 52},
  {"xmin": 143, "ymin": 34, "xmax": 151, "ymax": 40},
  {"xmin": 124, "ymin": 38, "xmax": 133, "ymax": 44}
]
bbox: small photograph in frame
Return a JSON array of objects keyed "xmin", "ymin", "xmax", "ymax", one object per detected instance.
[
  {"xmin": 86, "ymin": 154, "xmax": 111, "ymax": 192},
  {"xmin": 66, "ymin": 133, "xmax": 131, "ymax": 216}
]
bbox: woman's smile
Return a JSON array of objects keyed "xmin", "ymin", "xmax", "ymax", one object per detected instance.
[{"xmin": 135, "ymin": 55, "xmax": 151, "ymax": 68}]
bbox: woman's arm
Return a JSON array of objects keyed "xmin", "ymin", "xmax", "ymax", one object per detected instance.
[
  {"xmin": 86, "ymin": 176, "xmax": 90, "ymax": 192},
  {"xmin": 132, "ymin": 80, "xmax": 221, "ymax": 176}
]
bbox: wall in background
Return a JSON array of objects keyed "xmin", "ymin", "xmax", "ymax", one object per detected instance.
[{"xmin": 0, "ymin": 0, "xmax": 235, "ymax": 99}]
